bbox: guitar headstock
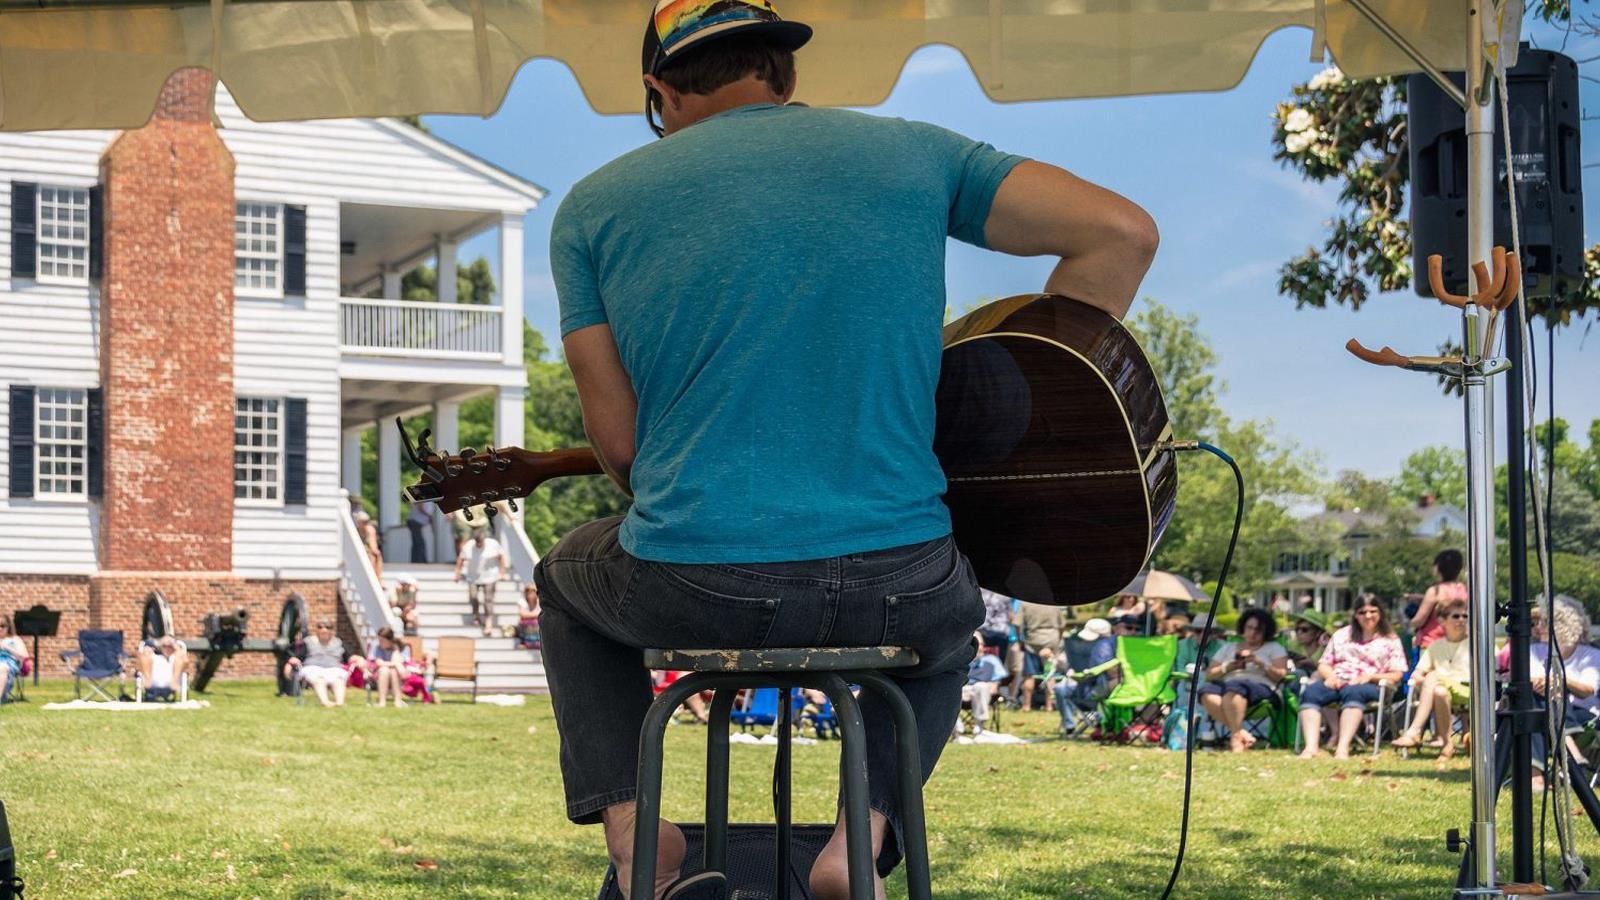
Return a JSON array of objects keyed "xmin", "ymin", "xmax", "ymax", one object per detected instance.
[
  {"xmin": 398, "ymin": 418, "xmax": 529, "ymax": 522},
  {"xmin": 397, "ymin": 419, "xmax": 605, "ymax": 521}
]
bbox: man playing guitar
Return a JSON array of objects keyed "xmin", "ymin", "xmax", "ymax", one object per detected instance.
[{"xmin": 536, "ymin": 2, "xmax": 1158, "ymax": 898}]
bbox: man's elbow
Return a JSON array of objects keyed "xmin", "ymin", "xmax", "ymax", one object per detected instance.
[{"xmin": 1117, "ymin": 204, "xmax": 1160, "ymax": 269}]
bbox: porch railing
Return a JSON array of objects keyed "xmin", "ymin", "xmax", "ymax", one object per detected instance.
[
  {"xmin": 340, "ymin": 297, "xmax": 502, "ymax": 359},
  {"xmin": 338, "ymin": 488, "xmax": 403, "ymax": 642}
]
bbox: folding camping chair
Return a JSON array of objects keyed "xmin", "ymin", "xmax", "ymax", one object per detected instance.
[
  {"xmin": 1098, "ymin": 635, "xmax": 1178, "ymax": 742},
  {"xmin": 731, "ymin": 687, "xmax": 781, "ymax": 732},
  {"xmin": 60, "ymin": 630, "xmax": 130, "ymax": 701},
  {"xmin": 432, "ymin": 636, "xmax": 479, "ymax": 702},
  {"xmin": 1294, "ymin": 679, "xmax": 1408, "ymax": 757}
]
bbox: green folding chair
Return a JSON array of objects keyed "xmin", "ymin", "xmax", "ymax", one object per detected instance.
[{"xmin": 1099, "ymin": 635, "xmax": 1178, "ymax": 736}]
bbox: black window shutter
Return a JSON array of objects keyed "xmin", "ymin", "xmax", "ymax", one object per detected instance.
[
  {"xmin": 283, "ymin": 205, "xmax": 307, "ymax": 296},
  {"xmin": 87, "ymin": 387, "xmax": 104, "ymax": 498},
  {"xmin": 284, "ymin": 397, "xmax": 308, "ymax": 505},
  {"xmin": 88, "ymin": 184, "xmax": 104, "ymax": 282},
  {"xmin": 11, "ymin": 182, "xmax": 36, "ymax": 280},
  {"xmin": 8, "ymin": 385, "xmax": 35, "ymax": 499}
]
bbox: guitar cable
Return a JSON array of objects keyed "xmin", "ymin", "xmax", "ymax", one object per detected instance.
[{"xmin": 1155, "ymin": 440, "xmax": 1246, "ymax": 900}]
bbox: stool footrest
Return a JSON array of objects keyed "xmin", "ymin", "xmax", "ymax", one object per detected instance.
[{"xmin": 645, "ymin": 646, "xmax": 917, "ymax": 673}]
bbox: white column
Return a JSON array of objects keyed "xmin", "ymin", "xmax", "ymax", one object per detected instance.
[
  {"xmin": 495, "ymin": 385, "xmax": 525, "ymax": 520},
  {"xmin": 381, "ymin": 266, "xmax": 402, "ymax": 300},
  {"xmin": 341, "ymin": 425, "xmax": 365, "ymax": 496},
  {"xmin": 499, "ymin": 214, "xmax": 524, "ymax": 365},
  {"xmin": 436, "ymin": 237, "xmax": 458, "ymax": 304},
  {"xmin": 377, "ymin": 418, "xmax": 402, "ymax": 543},
  {"xmin": 433, "ymin": 400, "xmax": 460, "ymax": 561}
]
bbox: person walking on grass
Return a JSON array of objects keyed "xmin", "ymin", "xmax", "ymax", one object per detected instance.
[{"xmin": 455, "ymin": 527, "xmax": 506, "ymax": 637}]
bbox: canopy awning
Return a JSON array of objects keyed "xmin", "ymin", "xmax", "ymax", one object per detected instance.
[{"xmin": 0, "ymin": 0, "xmax": 1465, "ymax": 132}]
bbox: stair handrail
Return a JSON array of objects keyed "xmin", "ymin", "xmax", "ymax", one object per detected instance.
[
  {"xmin": 339, "ymin": 488, "xmax": 404, "ymax": 641},
  {"xmin": 492, "ymin": 502, "xmax": 542, "ymax": 592}
]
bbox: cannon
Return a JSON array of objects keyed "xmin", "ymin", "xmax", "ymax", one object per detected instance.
[{"xmin": 140, "ymin": 591, "xmax": 311, "ymax": 694}]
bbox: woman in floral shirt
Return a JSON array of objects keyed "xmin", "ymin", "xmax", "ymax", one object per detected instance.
[{"xmin": 1297, "ymin": 595, "xmax": 1408, "ymax": 758}]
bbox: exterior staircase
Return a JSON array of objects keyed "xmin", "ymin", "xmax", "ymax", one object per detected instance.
[{"xmin": 384, "ymin": 562, "xmax": 547, "ymax": 694}]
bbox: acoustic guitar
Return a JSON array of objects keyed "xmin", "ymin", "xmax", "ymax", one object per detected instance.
[{"xmin": 402, "ymin": 293, "xmax": 1177, "ymax": 606}]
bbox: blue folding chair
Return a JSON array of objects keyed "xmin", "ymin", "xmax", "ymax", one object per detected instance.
[
  {"xmin": 60, "ymin": 630, "xmax": 129, "ymax": 701},
  {"xmin": 794, "ymin": 689, "xmax": 841, "ymax": 739},
  {"xmin": 731, "ymin": 688, "xmax": 781, "ymax": 731}
]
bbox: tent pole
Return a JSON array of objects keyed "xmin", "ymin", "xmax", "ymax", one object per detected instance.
[{"xmin": 1460, "ymin": 0, "xmax": 1501, "ymax": 894}]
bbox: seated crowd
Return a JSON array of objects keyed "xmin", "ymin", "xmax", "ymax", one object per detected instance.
[{"xmin": 283, "ymin": 621, "xmax": 434, "ymax": 708}]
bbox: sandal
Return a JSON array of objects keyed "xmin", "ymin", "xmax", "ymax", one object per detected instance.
[
  {"xmin": 663, "ymin": 871, "xmax": 727, "ymax": 900},
  {"xmin": 1391, "ymin": 735, "xmax": 1420, "ymax": 749}
]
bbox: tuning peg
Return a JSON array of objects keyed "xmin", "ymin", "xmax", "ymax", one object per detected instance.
[
  {"xmin": 486, "ymin": 444, "xmax": 512, "ymax": 472},
  {"xmin": 462, "ymin": 506, "xmax": 473, "ymax": 522},
  {"xmin": 484, "ymin": 503, "xmax": 499, "ymax": 521},
  {"xmin": 416, "ymin": 428, "xmax": 435, "ymax": 456},
  {"xmin": 507, "ymin": 498, "xmax": 518, "ymax": 513}
]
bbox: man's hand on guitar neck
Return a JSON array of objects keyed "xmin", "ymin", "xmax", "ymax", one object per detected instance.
[{"xmin": 984, "ymin": 160, "xmax": 1159, "ymax": 320}]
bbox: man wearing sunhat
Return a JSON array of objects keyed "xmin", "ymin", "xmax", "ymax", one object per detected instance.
[{"xmin": 535, "ymin": 1, "xmax": 1159, "ymax": 897}]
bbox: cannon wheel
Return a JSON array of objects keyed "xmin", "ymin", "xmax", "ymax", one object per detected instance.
[
  {"xmin": 274, "ymin": 593, "xmax": 310, "ymax": 697},
  {"xmin": 140, "ymin": 590, "xmax": 174, "ymax": 643}
]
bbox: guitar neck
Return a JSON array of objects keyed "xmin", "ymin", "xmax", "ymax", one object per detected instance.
[{"xmin": 508, "ymin": 447, "xmax": 605, "ymax": 490}]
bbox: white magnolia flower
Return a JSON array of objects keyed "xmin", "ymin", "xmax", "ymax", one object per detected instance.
[
  {"xmin": 1307, "ymin": 66, "xmax": 1344, "ymax": 91},
  {"xmin": 1285, "ymin": 129, "xmax": 1317, "ymax": 154},
  {"xmin": 1283, "ymin": 107, "xmax": 1314, "ymax": 134}
]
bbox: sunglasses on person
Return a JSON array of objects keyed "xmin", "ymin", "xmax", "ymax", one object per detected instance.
[
  {"xmin": 1294, "ymin": 624, "xmax": 1318, "ymax": 633},
  {"xmin": 1445, "ymin": 613, "xmax": 1470, "ymax": 621}
]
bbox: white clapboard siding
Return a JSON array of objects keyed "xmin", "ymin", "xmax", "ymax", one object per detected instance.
[
  {"xmin": 231, "ymin": 195, "xmax": 343, "ymax": 579},
  {"xmin": 0, "ymin": 131, "xmax": 115, "ymax": 574},
  {"xmin": 216, "ymin": 89, "xmax": 539, "ymax": 217}
]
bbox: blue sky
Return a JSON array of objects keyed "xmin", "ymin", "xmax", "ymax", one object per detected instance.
[{"xmin": 428, "ymin": 26, "xmax": 1600, "ymax": 480}]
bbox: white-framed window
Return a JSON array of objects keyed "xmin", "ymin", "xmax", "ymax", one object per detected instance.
[
  {"xmin": 234, "ymin": 201, "xmax": 283, "ymax": 296},
  {"xmin": 35, "ymin": 386, "xmax": 87, "ymax": 498},
  {"xmin": 234, "ymin": 396, "xmax": 283, "ymax": 504},
  {"xmin": 37, "ymin": 186, "xmax": 91, "ymax": 285}
]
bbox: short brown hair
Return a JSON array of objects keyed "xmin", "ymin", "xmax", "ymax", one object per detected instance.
[
  {"xmin": 1439, "ymin": 596, "xmax": 1469, "ymax": 617},
  {"xmin": 659, "ymin": 34, "xmax": 796, "ymax": 97}
]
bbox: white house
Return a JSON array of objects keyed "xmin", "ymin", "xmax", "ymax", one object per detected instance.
[{"xmin": 0, "ymin": 71, "xmax": 547, "ymax": 691}]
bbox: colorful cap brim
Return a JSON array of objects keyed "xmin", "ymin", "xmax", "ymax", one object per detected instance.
[{"xmin": 644, "ymin": 0, "xmax": 812, "ymax": 76}]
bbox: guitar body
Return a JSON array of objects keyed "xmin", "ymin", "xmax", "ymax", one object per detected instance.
[
  {"xmin": 935, "ymin": 294, "xmax": 1177, "ymax": 606},
  {"xmin": 404, "ymin": 295, "xmax": 1176, "ymax": 607}
]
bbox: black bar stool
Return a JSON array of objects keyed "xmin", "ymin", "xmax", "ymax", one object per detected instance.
[{"xmin": 632, "ymin": 646, "xmax": 933, "ymax": 900}]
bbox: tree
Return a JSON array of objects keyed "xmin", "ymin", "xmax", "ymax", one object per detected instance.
[
  {"xmin": 1269, "ymin": 2, "xmax": 1600, "ymax": 325},
  {"xmin": 1125, "ymin": 301, "xmax": 1325, "ymax": 593},
  {"xmin": 1394, "ymin": 444, "xmax": 1467, "ymax": 512},
  {"xmin": 1349, "ymin": 536, "xmax": 1450, "ymax": 602},
  {"xmin": 1498, "ymin": 551, "xmax": 1600, "ymax": 618}
]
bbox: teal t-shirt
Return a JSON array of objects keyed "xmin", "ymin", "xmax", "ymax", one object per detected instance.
[{"xmin": 551, "ymin": 103, "xmax": 1026, "ymax": 563}]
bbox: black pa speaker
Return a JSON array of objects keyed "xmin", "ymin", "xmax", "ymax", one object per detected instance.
[{"xmin": 1409, "ymin": 46, "xmax": 1583, "ymax": 299}]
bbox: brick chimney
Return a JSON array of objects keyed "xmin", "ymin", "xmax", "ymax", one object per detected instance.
[{"xmin": 97, "ymin": 68, "xmax": 236, "ymax": 571}]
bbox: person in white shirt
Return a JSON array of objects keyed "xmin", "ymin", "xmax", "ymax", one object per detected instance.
[
  {"xmin": 1529, "ymin": 595, "xmax": 1600, "ymax": 789},
  {"xmin": 455, "ymin": 527, "xmax": 507, "ymax": 636},
  {"xmin": 1198, "ymin": 608, "xmax": 1289, "ymax": 752},
  {"xmin": 136, "ymin": 635, "xmax": 189, "ymax": 699}
]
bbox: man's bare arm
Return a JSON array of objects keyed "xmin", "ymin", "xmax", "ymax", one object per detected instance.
[
  {"xmin": 984, "ymin": 161, "xmax": 1159, "ymax": 319},
  {"xmin": 563, "ymin": 324, "xmax": 638, "ymax": 497}
]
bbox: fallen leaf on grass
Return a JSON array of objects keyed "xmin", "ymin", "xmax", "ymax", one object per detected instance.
[
  {"xmin": 377, "ymin": 837, "xmax": 396, "ymax": 850},
  {"xmin": 1359, "ymin": 768, "xmax": 1374, "ymax": 778},
  {"xmin": 1301, "ymin": 779, "xmax": 1320, "ymax": 788},
  {"xmin": 395, "ymin": 845, "xmax": 414, "ymax": 855},
  {"xmin": 527, "ymin": 725, "xmax": 538, "ymax": 735},
  {"xmin": 1328, "ymin": 771, "xmax": 1348, "ymax": 782},
  {"xmin": 414, "ymin": 859, "xmax": 439, "ymax": 871},
  {"xmin": 260, "ymin": 758, "xmax": 275, "ymax": 767},
  {"xmin": 113, "ymin": 868, "xmax": 137, "ymax": 879},
  {"xmin": 226, "ymin": 864, "xmax": 237, "ymax": 882},
  {"xmin": 987, "ymin": 765, "xmax": 1000, "ymax": 773},
  {"xmin": 1257, "ymin": 769, "xmax": 1275, "ymax": 779},
  {"xmin": 1386, "ymin": 782, "xmax": 1400, "ymax": 792},
  {"xmin": 211, "ymin": 849, "xmax": 227, "ymax": 859},
  {"xmin": 281, "ymin": 842, "xmax": 291, "ymax": 852},
  {"xmin": 1162, "ymin": 771, "xmax": 1180, "ymax": 780},
  {"xmin": 1095, "ymin": 764, "xmax": 1109, "ymax": 774},
  {"xmin": 45, "ymin": 850, "xmax": 56, "ymax": 860}
]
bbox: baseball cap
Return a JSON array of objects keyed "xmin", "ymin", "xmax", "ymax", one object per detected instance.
[
  {"xmin": 1074, "ymin": 618, "xmax": 1112, "ymax": 642},
  {"xmin": 642, "ymin": 1, "xmax": 812, "ymax": 136},
  {"xmin": 642, "ymin": 0, "xmax": 813, "ymax": 78}
]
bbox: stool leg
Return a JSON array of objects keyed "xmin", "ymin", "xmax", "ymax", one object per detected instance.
[
  {"xmin": 819, "ymin": 674, "xmax": 875, "ymax": 900},
  {"xmin": 777, "ymin": 685, "xmax": 794, "ymax": 900},
  {"xmin": 704, "ymin": 687, "xmax": 737, "ymax": 875},
  {"xmin": 856, "ymin": 671, "xmax": 932, "ymax": 900},
  {"xmin": 633, "ymin": 675, "xmax": 714, "ymax": 900}
]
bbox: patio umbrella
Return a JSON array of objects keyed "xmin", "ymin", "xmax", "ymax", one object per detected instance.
[
  {"xmin": 0, "ymin": 0, "xmax": 1470, "ymax": 132},
  {"xmin": 1120, "ymin": 569, "xmax": 1209, "ymax": 604}
]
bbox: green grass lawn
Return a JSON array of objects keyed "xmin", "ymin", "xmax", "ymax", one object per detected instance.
[{"xmin": 0, "ymin": 679, "xmax": 1580, "ymax": 898}]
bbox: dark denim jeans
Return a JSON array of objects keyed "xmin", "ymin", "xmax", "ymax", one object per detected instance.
[{"xmin": 534, "ymin": 516, "xmax": 983, "ymax": 875}]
